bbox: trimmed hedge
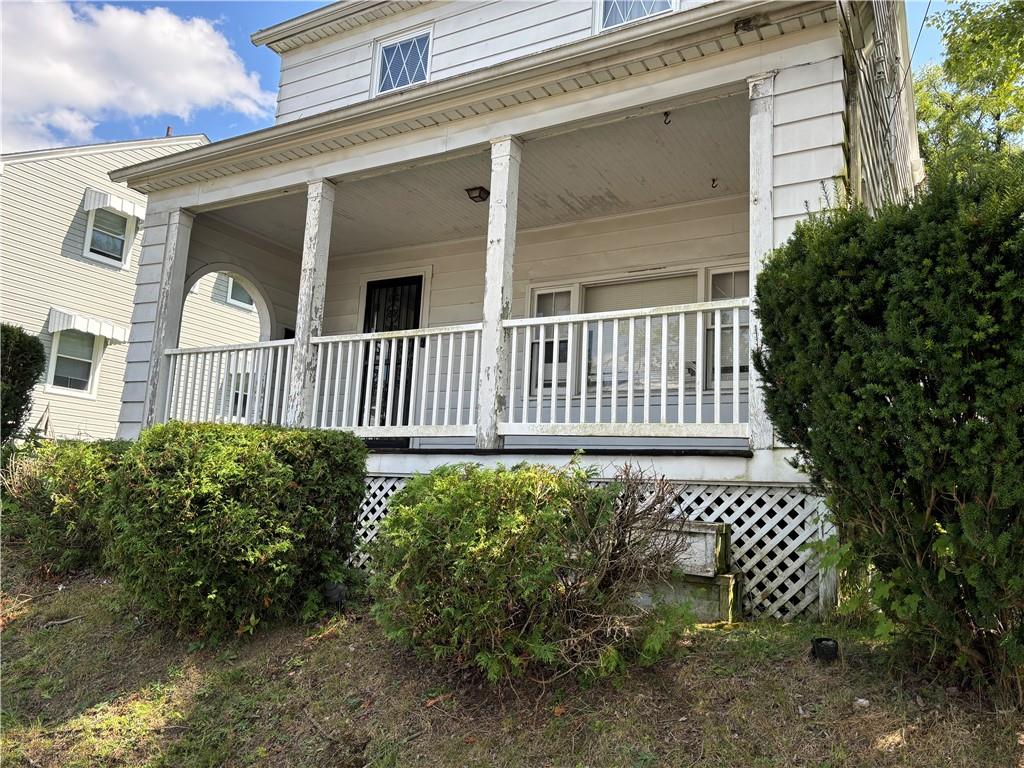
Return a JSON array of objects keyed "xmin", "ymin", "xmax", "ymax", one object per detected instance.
[
  {"xmin": 104, "ymin": 422, "xmax": 368, "ymax": 639},
  {"xmin": 1, "ymin": 324, "xmax": 46, "ymax": 444},
  {"xmin": 754, "ymin": 157, "xmax": 1024, "ymax": 697},
  {"xmin": 369, "ymin": 463, "xmax": 693, "ymax": 684},
  {"xmin": 1, "ymin": 439, "xmax": 127, "ymax": 573}
]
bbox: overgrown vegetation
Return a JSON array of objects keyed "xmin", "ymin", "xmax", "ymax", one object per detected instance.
[
  {"xmin": 104, "ymin": 422, "xmax": 367, "ymax": 639},
  {"xmin": 370, "ymin": 463, "xmax": 694, "ymax": 684},
  {"xmin": 754, "ymin": 157, "xmax": 1024, "ymax": 701},
  {"xmin": 0, "ymin": 323, "xmax": 45, "ymax": 444},
  {"xmin": 1, "ymin": 439, "xmax": 127, "ymax": 573},
  {"xmin": 2, "ymin": 544, "xmax": 1020, "ymax": 768}
]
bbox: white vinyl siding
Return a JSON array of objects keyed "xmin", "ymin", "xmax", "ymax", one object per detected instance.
[{"xmin": 274, "ymin": 1, "xmax": 593, "ymax": 123}]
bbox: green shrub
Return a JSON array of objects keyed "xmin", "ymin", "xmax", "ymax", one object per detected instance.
[
  {"xmin": 1, "ymin": 439, "xmax": 127, "ymax": 573},
  {"xmin": 754, "ymin": 157, "xmax": 1024, "ymax": 699},
  {"xmin": 369, "ymin": 463, "xmax": 693, "ymax": 684},
  {"xmin": 1, "ymin": 324, "xmax": 45, "ymax": 444},
  {"xmin": 104, "ymin": 422, "xmax": 367, "ymax": 639}
]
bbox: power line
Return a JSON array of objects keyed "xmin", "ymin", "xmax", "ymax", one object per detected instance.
[{"xmin": 887, "ymin": 0, "xmax": 933, "ymax": 132}]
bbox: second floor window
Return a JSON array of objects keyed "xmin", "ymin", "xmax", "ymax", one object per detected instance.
[
  {"xmin": 601, "ymin": 0, "xmax": 673, "ymax": 30},
  {"xmin": 378, "ymin": 31, "xmax": 431, "ymax": 94},
  {"xmin": 225, "ymin": 276, "xmax": 255, "ymax": 310},
  {"xmin": 87, "ymin": 208, "xmax": 129, "ymax": 265}
]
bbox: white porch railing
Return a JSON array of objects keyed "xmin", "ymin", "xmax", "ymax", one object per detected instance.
[
  {"xmin": 163, "ymin": 300, "xmax": 749, "ymax": 439},
  {"xmin": 500, "ymin": 298, "xmax": 750, "ymax": 437},
  {"xmin": 310, "ymin": 324, "xmax": 482, "ymax": 437},
  {"xmin": 164, "ymin": 340, "xmax": 294, "ymax": 424}
]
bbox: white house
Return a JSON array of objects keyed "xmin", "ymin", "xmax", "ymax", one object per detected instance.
[
  {"xmin": 0, "ymin": 136, "xmax": 264, "ymax": 440},
  {"xmin": 110, "ymin": 0, "xmax": 923, "ymax": 618}
]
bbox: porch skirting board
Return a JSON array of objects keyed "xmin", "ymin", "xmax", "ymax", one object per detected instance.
[{"xmin": 353, "ymin": 469, "xmax": 835, "ymax": 621}]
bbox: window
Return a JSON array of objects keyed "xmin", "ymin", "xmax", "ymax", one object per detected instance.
[
  {"xmin": 85, "ymin": 208, "xmax": 131, "ymax": 266},
  {"xmin": 530, "ymin": 289, "xmax": 573, "ymax": 391},
  {"xmin": 600, "ymin": 0, "xmax": 672, "ymax": 30},
  {"xmin": 225, "ymin": 277, "xmax": 255, "ymax": 310},
  {"xmin": 584, "ymin": 273, "xmax": 697, "ymax": 388},
  {"xmin": 704, "ymin": 269, "xmax": 750, "ymax": 389},
  {"xmin": 377, "ymin": 30, "xmax": 431, "ymax": 95},
  {"xmin": 49, "ymin": 329, "xmax": 99, "ymax": 393}
]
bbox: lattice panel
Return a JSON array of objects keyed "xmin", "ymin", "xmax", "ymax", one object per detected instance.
[{"xmin": 353, "ymin": 476, "xmax": 828, "ymax": 619}]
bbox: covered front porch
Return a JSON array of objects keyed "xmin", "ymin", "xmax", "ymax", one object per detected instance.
[{"xmin": 156, "ymin": 85, "xmax": 770, "ymax": 451}]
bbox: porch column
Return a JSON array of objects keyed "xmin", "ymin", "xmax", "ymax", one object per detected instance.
[
  {"xmin": 475, "ymin": 136, "xmax": 522, "ymax": 449},
  {"xmin": 747, "ymin": 71, "xmax": 777, "ymax": 451},
  {"xmin": 147, "ymin": 208, "xmax": 194, "ymax": 427},
  {"xmin": 286, "ymin": 178, "xmax": 336, "ymax": 427}
]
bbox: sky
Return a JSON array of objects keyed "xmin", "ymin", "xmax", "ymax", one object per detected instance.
[{"xmin": 1, "ymin": 0, "xmax": 951, "ymax": 155}]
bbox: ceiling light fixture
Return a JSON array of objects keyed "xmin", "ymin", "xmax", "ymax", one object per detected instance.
[{"xmin": 465, "ymin": 186, "xmax": 490, "ymax": 203}]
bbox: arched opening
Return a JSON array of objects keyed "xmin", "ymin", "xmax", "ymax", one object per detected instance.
[{"xmin": 179, "ymin": 264, "xmax": 275, "ymax": 348}]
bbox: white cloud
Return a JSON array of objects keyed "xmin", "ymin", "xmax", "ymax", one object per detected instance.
[{"xmin": 1, "ymin": 2, "xmax": 276, "ymax": 152}]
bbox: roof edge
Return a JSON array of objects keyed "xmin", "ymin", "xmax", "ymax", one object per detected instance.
[
  {"xmin": 251, "ymin": 1, "xmax": 396, "ymax": 49},
  {"xmin": 1, "ymin": 134, "xmax": 209, "ymax": 165}
]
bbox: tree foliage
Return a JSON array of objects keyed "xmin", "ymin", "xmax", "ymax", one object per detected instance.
[
  {"xmin": 915, "ymin": 0, "xmax": 1024, "ymax": 165},
  {"xmin": 0, "ymin": 324, "xmax": 46, "ymax": 444},
  {"xmin": 754, "ymin": 157, "xmax": 1024, "ymax": 701}
]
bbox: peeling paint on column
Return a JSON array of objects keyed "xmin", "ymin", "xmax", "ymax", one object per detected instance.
[
  {"xmin": 747, "ymin": 72, "xmax": 777, "ymax": 451},
  {"xmin": 286, "ymin": 178, "xmax": 336, "ymax": 427},
  {"xmin": 475, "ymin": 136, "xmax": 522, "ymax": 449}
]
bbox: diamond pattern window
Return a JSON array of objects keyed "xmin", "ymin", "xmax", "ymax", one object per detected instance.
[
  {"xmin": 601, "ymin": 0, "xmax": 672, "ymax": 29},
  {"xmin": 378, "ymin": 32, "xmax": 430, "ymax": 94}
]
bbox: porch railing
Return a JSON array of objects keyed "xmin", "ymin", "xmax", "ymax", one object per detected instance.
[
  {"xmin": 164, "ymin": 339, "xmax": 295, "ymax": 425},
  {"xmin": 163, "ymin": 299, "xmax": 749, "ymax": 440},
  {"xmin": 500, "ymin": 298, "xmax": 750, "ymax": 437},
  {"xmin": 310, "ymin": 323, "xmax": 483, "ymax": 437}
]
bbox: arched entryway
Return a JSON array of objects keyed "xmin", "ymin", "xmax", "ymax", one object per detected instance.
[{"xmin": 179, "ymin": 263, "xmax": 276, "ymax": 348}]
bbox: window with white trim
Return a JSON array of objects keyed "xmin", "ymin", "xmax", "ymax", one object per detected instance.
[
  {"xmin": 704, "ymin": 269, "xmax": 750, "ymax": 389},
  {"xmin": 49, "ymin": 329, "xmax": 100, "ymax": 393},
  {"xmin": 599, "ymin": 0, "xmax": 672, "ymax": 30},
  {"xmin": 530, "ymin": 288, "xmax": 573, "ymax": 391},
  {"xmin": 225, "ymin": 276, "xmax": 255, "ymax": 310},
  {"xmin": 85, "ymin": 208, "xmax": 131, "ymax": 266},
  {"xmin": 376, "ymin": 30, "xmax": 431, "ymax": 95}
]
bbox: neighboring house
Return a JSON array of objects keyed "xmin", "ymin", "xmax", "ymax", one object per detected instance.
[
  {"xmin": 0, "ymin": 136, "xmax": 261, "ymax": 440},
  {"xmin": 110, "ymin": 0, "xmax": 923, "ymax": 618}
]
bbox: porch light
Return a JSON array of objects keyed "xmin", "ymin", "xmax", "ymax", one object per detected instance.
[{"xmin": 465, "ymin": 186, "xmax": 489, "ymax": 203}]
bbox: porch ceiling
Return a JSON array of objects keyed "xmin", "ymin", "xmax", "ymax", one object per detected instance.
[{"xmin": 210, "ymin": 93, "xmax": 748, "ymax": 256}]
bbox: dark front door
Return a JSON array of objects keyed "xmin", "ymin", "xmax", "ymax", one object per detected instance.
[{"xmin": 361, "ymin": 275, "xmax": 422, "ymax": 447}]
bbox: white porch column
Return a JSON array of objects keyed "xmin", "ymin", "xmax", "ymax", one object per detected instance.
[
  {"xmin": 475, "ymin": 136, "xmax": 522, "ymax": 449},
  {"xmin": 747, "ymin": 71, "xmax": 777, "ymax": 451},
  {"xmin": 286, "ymin": 178, "xmax": 336, "ymax": 427},
  {"xmin": 147, "ymin": 209, "xmax": 194, "ymax": 428}
]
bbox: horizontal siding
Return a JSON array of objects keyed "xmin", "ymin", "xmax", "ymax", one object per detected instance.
[
  {"xmin": 275, "ymin": 0, "xmax": 594, "ymax": 123},
  {"xmin": 0, "ymin": 141, "xmax": 209, "ymax": 440},
  {"xmin": 321, "ymin": 196, "xmax": 748, "ymax": 334},
  {"xmin": 178, "ymin": 272, "xmax": 263, "ymax": 349},
  {"xmin": 770, "ymin": 56, "xmax": 847, "ymax": 246}
]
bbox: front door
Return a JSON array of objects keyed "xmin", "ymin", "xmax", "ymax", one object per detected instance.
[{"xmin": 361, "ymin": 275, "xmax": 423, "ymax": 447}]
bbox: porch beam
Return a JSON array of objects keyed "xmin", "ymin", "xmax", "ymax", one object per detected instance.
[
  {"xmin": 747, "ymin": 71, "xmax": 777, "ymax": 451},
  {"xmin": 475, "ymin": 136, "xmax": 522, "ymax": 449},
  {"xmin": 286, "ymin": 178, "xmax": 336, "ymax": 427},
  {"xmin": 149, "ymin": 209, "xmax": 194, "ymax": 426}
]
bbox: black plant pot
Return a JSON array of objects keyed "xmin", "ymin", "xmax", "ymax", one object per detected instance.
[
  {"xmin": 811, "ymin": 636, "xmax": 839, "ymax": 663},
  {"xmin": 322, "ymin": 580, "xmax": 347, "ymax": 609}
]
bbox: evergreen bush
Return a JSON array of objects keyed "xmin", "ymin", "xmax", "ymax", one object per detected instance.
[
  {"xmin": 104, "ymin": 422, "xmax": 367, "ymax": 639},
  {"xmin": 369, "ymin": 463, "xmax": 693, "ymax": 684},
  {"xmin": 1, "ymin": 324, "xmax": 45, "ymax": 444},
  {"xmin": 754, "ymin": 157, "xmax": 1024, "ymax": 699}
]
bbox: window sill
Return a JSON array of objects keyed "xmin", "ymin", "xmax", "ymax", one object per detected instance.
[
  {"xmin": 44, "ymin": 384, "xmax": 98, "ymax": 401},
  {"xmin": 80, "ymin": 249, "xmax": 129, "ymax": 271}
]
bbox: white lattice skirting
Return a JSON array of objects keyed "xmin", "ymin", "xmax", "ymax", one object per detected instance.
[{"xmin": 355, "ymin": 475, "xmax": 831, "ymax": 620}]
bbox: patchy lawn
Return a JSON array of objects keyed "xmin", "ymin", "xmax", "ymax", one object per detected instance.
[{"xmin": 1, "ymin": 543, "xmax": 1021, "ymax": 768}]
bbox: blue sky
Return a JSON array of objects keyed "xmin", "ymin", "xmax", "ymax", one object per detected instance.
[{"xmin": 1, "ymin": 1, "xmax": 950, "ymax": 154}]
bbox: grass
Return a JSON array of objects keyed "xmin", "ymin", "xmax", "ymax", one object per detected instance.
[{"xmin": 1, "ymin": 542, "xmax": 1021, "ymax": 768}]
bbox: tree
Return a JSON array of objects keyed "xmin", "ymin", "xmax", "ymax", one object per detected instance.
[
  {"xmin": 1, "ymin": 324, "xmax": 46, "ymax": 444},
  {"xmin": 915, "ymin": 0, "xmax": 1024, "ymax": 165}
]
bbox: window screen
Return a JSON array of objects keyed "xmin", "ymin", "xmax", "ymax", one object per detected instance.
[
  {"xmin": 378, "ymin": 32, "xmax": 430, "ymax": 94},
  {"xmin": 52, "ymin": 330, "xmax": 96, "ymax": 391}
]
